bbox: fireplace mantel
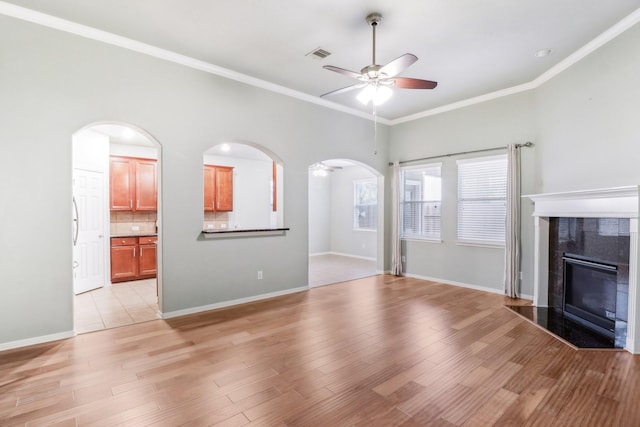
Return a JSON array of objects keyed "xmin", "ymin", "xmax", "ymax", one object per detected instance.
[
  {"xmin": 526, "ymin": 186, "xmax": 639, "ymax": 219},
  {"xmin": 524, "ymin": 186, "xmax": 640, "ymax": 353}
]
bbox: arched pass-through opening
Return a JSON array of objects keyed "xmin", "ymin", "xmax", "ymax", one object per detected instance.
[
  {"xmin": 308, "ymin": 159, "xmax": 383, "ymax": 287},
  {"xmin": 203, "ymin": 140, "xmax": 284, "ymax": 232},
  {"xmin": 72, "ymin": 121, "xmax": 162, "ymax": 334}
]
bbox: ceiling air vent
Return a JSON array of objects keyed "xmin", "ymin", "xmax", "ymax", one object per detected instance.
[{"xmin": 306, "ymin": 47, "xmax": 331, "ymax": 60}]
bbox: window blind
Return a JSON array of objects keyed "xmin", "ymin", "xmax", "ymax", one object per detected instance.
[{"xmin": 457, "ymin": 155, "xmax": 507, "ymax": 244}]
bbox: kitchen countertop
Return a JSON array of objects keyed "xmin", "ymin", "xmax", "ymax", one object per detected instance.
[{"xmin": 110, "ymin": 233, "xmax": 158, "ymax": 238}]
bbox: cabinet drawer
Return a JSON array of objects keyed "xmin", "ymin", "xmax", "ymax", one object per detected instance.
[
  {"xmin": 139, "ymin": 236, "xmax": 158, "ymax": 244},
  {"xmin": 111, "ymin": 237, "xmax": 137, "ymax": 246}
]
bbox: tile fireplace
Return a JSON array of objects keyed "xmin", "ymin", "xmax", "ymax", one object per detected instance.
[{"xmin": 525, "ymin": 186, "xmax": 640, "ymax": 353}]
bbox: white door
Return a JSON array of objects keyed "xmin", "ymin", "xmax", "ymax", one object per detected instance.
[{"xmin": 73, "ymin": 169, "xmax": 105, "ymax": 294}]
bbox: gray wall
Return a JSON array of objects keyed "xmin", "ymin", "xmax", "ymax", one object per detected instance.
[
  {"xmin": 308, "ymin": 172, "xmax": 331, "ymax": 254},
  {"xmin": 0, "ymin": 16, "xmax": 389, "ymax": 346},
  {"xmin": 535, "ymin": 22, "xmax": 640, "ymax": 194}
]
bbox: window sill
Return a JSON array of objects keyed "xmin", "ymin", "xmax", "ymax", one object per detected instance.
[
  {"xmin": 456, "ymin": 240, "xmax": 505, "ymax": 249},
  {"xmin": 201, "ymin": 227, "xmax": 289, "ymax": 239},
  {"xmin": 401, "ymin": 237, "xmax": 442, "ymax": 244},
  {"xmin": 353, "ymin": 228, "xmax": 377, "ymax": 233}
]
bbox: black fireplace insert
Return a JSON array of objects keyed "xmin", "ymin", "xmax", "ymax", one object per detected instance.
[{"xmin": 562, "ymin": 253, "xmax": 617, "ymax": 338}]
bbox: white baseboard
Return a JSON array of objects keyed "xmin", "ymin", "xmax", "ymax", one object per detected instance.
[
  {"xmin": 309, "ymin": 252, "xmax": 331, "ymax": 257},
  {"xmin": 328, "ymin": 252, "xmax": 376, "ymax": 261},
  {"xmin": 401, "ymin": 273, "xmax": 534, "ymax": 301},
  {"xmin": 309, "ymin": 251, "xmax": 376, "ymax": 261},
  {"xmin": 402, "ymin": 272, "xmax": 506, "ymax": 296},
  {"xmin": 0, "ymin": 330, "xmax": 75, "ymax": 352},
  {"xmin": 161, "ymin": 286, "xmax": 308, "ymax": 319}
]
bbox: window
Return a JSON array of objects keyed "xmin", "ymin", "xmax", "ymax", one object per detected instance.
[
  {"xmin": 457, "ymin": 154, "xmax": 507, "ymax": 245},
  {"xmin": 400, "ymin": 163, "xmax": 442, "ymax": 240},
  {"xmin": 354, "ymin": 179, "xmax": 377, "ymax": 230}
]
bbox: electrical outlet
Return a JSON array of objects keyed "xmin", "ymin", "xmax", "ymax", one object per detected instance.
[
  {"xmin": 401, "ymin": 256, "xmax": 406, "ymax": 262},
  {"xmin": 257, "ymin": 270, "xmax": 263, "ymax": 280},
  {"xmin": 131, "ymin": 225, "xmax": 140, "ymax": 231},
  {"xmin": 520, "ymin": 271, "xmax": 523, "ymax": 280}
]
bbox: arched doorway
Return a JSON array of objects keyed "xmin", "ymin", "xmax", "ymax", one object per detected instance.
[
  {"xmin": 72, "ymin": 122, "xmax": 162, "ymax": 334},
  {"xmin": 308, "ymin": 159, "xmax": 383, "ymax": 287}
]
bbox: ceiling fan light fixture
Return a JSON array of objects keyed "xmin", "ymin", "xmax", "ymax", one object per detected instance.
[
  {"xmin": 357, "ymin": 84, "xmax": 392, "ymax": 106},
  {"xmin": 535, "ymin": 48, "xmax": 553, "ymax": 58}
]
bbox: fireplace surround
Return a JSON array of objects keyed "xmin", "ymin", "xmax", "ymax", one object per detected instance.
[{"xmin": 526, "ymin": 186, "xmax": 640, "ymax": 353}]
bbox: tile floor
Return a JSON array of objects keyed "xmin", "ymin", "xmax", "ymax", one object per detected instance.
[
  {"xmin": 74, "ymin": 279, "xmax": 160, "ymax": 334},
  {"xmin": 309, "ymin": 253, "xmax": 378, "ymax": 287}
]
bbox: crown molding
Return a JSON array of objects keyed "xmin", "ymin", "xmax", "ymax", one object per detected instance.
[
  {"xmin": 389, "ymin": 81, "xmax": 537, "ymax": 125},
  {"xmin": 1, "ymin": 2, "xmax": 638, "ymax": 127}
]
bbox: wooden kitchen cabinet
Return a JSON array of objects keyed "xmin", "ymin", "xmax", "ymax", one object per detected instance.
[
  {"xmin": 110, "ymin": 237, "xmax": 138, "ymax": 282},
  {"xmin": 110, "ymin": 156, "xmax": 157, "ymax": 211},
  {"xmin": 138, "ymin": 236, "xmax": 158, "ymax": 278},
  {"xmin": 110, "ymin": 236, "xmax": 157, "ymax": 283},
  {"xmin": 135, "ymin": 159, "xmax": 158, "ymax": 210},
  {"xmin": 204, "ymin": 165, "xmax": 233, "ymax": 212}
]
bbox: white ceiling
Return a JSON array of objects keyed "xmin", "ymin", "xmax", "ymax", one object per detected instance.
[{"xmin": 3, "ymin": 1, "xmax": 639, "ymax": 122}]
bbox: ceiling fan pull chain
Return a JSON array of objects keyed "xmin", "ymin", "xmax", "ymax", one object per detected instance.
[{"xmin": 373, "ymin": 103, "xmax": 378, "ymax": 155}]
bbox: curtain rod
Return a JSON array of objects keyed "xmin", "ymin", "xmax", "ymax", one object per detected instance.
[{"xmin": 389, "ymin": 141, "xmax": 533, "ymax": 166}]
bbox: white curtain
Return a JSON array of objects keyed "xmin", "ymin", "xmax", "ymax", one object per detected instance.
[
  {"xmin": 504, "ymin": 144, "xmax": 521, "ymax": 297},
  {"xmin": 391, "ymin": 161, "xmax": 402, "ymax": 276}
]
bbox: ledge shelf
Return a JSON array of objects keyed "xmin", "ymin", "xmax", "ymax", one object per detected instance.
[{"xmin": 201, "ymin": 227, "xmax": 290, "ymax": 239}]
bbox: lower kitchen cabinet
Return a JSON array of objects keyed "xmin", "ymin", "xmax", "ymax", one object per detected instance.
[
  {"xmin": 138, "ymin": 236, "xmax": 158, "ymax": 278},
  {"xmin": 111, "ymin": 236, "xmax": 157, "ymax": 283}
]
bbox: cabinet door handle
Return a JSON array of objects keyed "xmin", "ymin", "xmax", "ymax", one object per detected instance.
[
  {"xmin": 133, "ymin": 247, "xmax": 136, "ymax": 257},
  {"xmin": 140, "ymin": 247, "xmax": 143, "ymax": 257},
  {"xmin": 130, "ymin": 200, "xmax": 132, "ymax": 209}
]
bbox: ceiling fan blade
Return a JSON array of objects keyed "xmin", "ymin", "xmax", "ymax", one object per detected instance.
[
  {"xmin": 379, "ymin": 53, "xmax": 418, "ymax": 78},
  {"xmin": 390, "ymin": 77, "xmax": 438, "ymax": 89},
  {"xmin": 320, "ymin": 84, "xmax": 365, "ymax": 98},
  {"xmin": 323, "ymin": 65, "xmax": 364, "ymax": 80}
]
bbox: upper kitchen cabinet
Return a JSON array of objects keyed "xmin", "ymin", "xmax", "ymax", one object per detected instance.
[
  {"xmin": 110, "ymin": 156, "xmax": 157, "ymax": 211},
  {"xmin": 204, "ymin": 165, "xmax": 233, "ymax": 212}
]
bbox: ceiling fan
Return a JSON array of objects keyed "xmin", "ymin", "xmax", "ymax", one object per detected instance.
[
  {"xmin": 310, "ymin": 161, "xmax": 342, "ymax": 177},
  {"xmin": 321, "ymin": 12, "xmax": 438, "ymax": 105}
]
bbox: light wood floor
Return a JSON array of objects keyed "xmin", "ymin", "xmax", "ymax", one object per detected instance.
[{"xmin": 2, "ymin": 275, "xmax": 639, "ymax": 426}]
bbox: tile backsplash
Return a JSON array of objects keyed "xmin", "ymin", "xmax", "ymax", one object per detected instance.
[
  {"xmin": 111, "ymin": 211, "xmax": 157, "ymax": 235},
  {"xmin": 204, "ymin": 211, "xmax": 230, "ymax": 230}
]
